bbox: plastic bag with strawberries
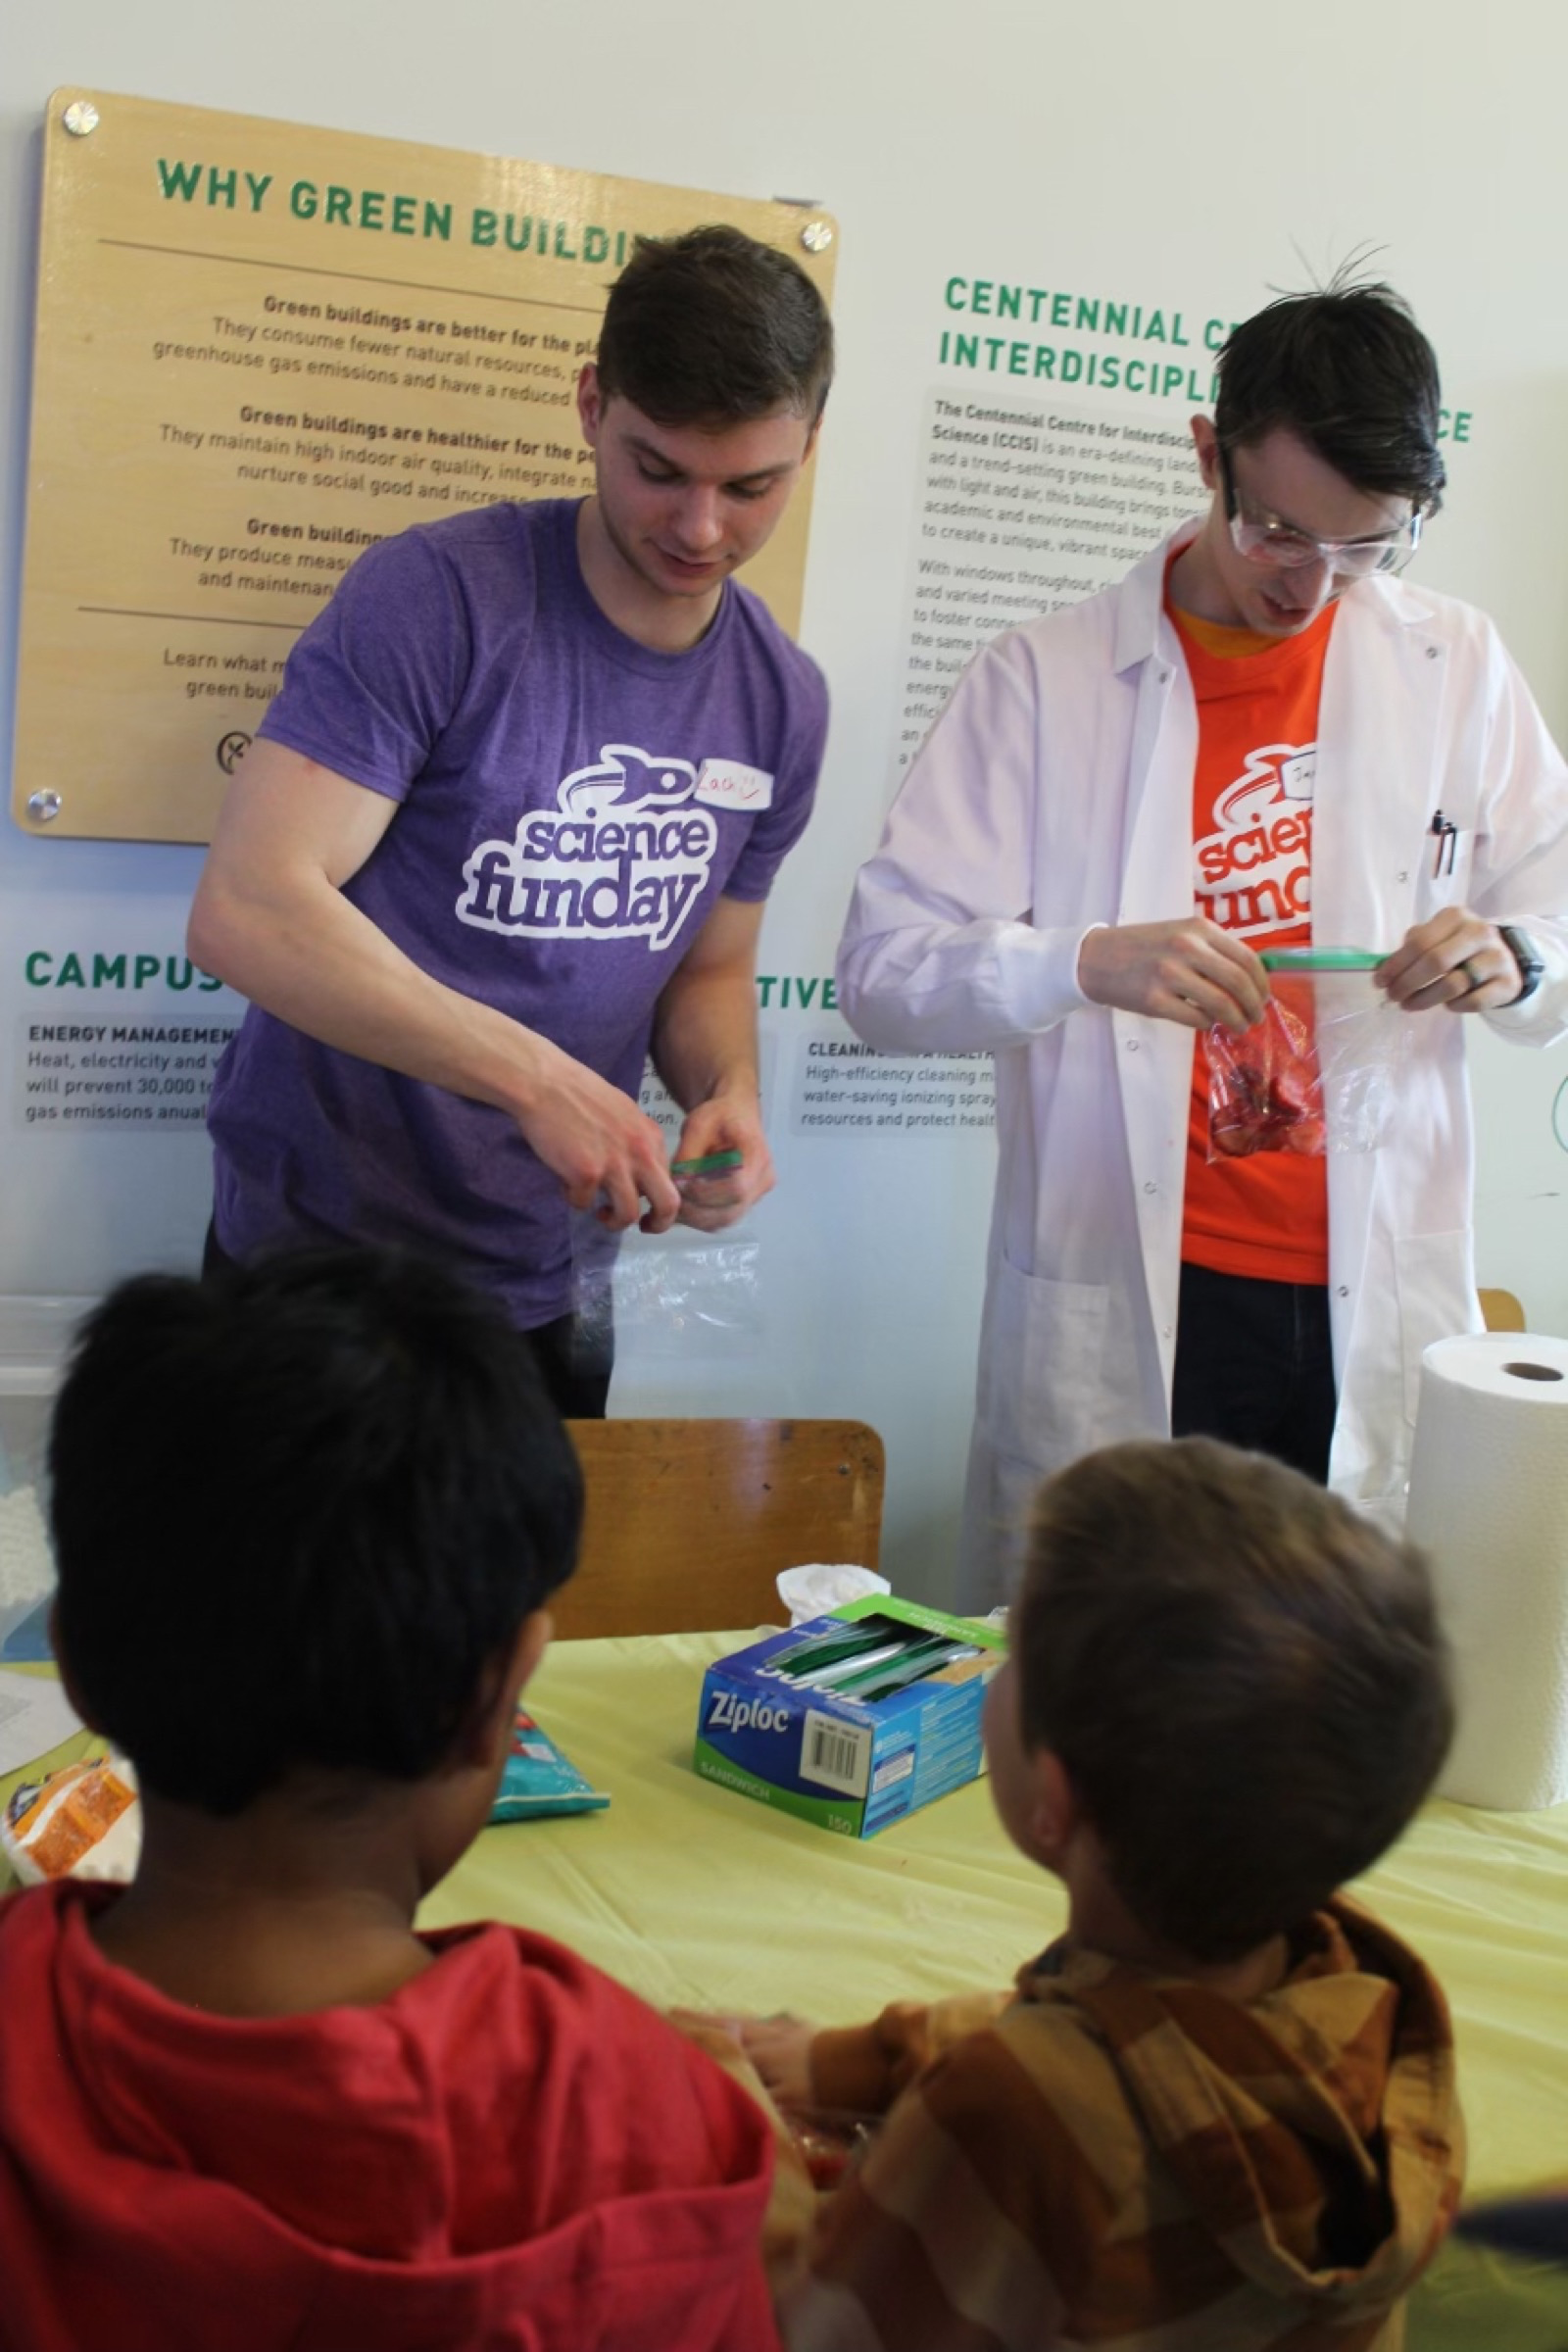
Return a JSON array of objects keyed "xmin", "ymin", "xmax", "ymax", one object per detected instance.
[
  {"xmin": 1205, "ymin": 963, "xmax": 1408, "ymax": 1161},
  {"xmin": 1207, "ymin": 993, "xmax": 1324, "ymax": 1158},
  {"xmin": 788, "ymin": 2108, "xmax": 882, "ymax": 2191}
]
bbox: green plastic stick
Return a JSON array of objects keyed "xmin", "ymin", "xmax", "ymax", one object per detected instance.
[
  {"xmin": 1260, "ymin": 947, "xmax": 1385, "ymax": 973},
  {"xmin": 670, "ymin": 1148, "xmax": 744, "ymax": 1177}
]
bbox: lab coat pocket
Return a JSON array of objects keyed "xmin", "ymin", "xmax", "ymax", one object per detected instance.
[
  {"xmin": 1394, "ymin": 1227, "xmax": 1476, "ymax": 1429},
  {"xmin": 977, "ymin": 1259, "xmax": 1110, "ymax": 1471},
  {"xmin": 1415, "ymin": 827, "xmax": 1476, "ymax": 919}
]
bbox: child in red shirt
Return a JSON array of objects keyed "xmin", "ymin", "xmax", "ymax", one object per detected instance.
[{"xmin": 0, "ymin": 1250, "xmax": 802, "ymax": 2352}]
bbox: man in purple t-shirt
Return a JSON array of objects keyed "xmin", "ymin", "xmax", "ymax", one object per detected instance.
[{"xmin": 189, "ymin": 227, "xmax": 833, "ymax": 1413}]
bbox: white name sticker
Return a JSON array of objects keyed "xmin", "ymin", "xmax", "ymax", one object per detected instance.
[{"xmin": 695, "ymin": 759, "xmax": 774, "ymax": 811}]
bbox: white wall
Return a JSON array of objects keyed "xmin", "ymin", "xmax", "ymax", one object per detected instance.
[{"xmin": 6, "ymin": 2, "xmax": 1568, "ymax": 1600}]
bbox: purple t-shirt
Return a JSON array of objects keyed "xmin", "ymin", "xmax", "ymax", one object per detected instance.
[{"xmin": 207, "ymin": 499, "xmax": 827, "ymax": 1325}]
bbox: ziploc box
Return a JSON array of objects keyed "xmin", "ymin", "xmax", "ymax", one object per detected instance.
[{"xmin": 694, "ymin": 1595, "xmax": 1006, "ymax": 1838}]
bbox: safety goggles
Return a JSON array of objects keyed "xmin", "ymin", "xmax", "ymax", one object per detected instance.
[{"xmin": 1219, "ymin": 446, "xmax": 1423, "ymax": 578}]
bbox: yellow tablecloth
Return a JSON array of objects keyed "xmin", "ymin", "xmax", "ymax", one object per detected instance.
[{"xmin": 5, "ymin": 1634, "xmax": 1566, "ymax": 2347}]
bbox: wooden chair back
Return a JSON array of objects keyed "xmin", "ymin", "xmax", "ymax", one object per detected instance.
[{"xmin": 554, "ymin": 1417, "xmax": 885, "ymax": 1639}]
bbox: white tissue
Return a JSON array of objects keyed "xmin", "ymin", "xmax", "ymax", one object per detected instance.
[
  {"xmin": 775, "ymin": 1563, "xmax": 892, "ymax": 1627},
  {"xmin": 1405, "ymin": 1331, "xmax": 1568, "ymax": 1810}
]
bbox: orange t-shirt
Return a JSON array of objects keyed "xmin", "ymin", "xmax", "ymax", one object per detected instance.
[{"xmin": 1172, "ymin": 595, "xmax": 1337, "ymax": 1285}]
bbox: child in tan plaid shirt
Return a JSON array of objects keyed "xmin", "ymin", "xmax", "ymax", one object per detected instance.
[{"xmin": 747, "ymin": 1438, "xmax": 1463, "ymax": 2352}]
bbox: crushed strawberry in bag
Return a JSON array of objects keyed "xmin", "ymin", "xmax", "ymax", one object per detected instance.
[{"xmin": 1206, "ymin": 997, "xmax": 1327, "ymax": 1158}]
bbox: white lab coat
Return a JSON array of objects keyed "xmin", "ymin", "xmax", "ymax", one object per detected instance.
[{"xmin": 838, "ymin": 529, "xmax": 1568, "ymax": 1607}]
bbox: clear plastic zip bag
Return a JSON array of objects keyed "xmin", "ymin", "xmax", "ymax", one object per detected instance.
[
  {"xmin": 564, "ymin": 1062, "xmax": 768, "ymax": 1367},
  {"xmin": 1205, "ymin": 949, "xmax": 1410, "ymax": 1161},
  {"xmin": 570, "ymin": 1209, "xmax": 764, "ymax": 1366}
]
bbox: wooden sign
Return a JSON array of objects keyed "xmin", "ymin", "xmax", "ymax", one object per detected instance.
[{"xmin": 13, "ymin": 89, "xmax": 836, "ymax": 841}]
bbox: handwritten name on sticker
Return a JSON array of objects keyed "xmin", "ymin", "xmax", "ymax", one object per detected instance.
[{"xmin": 695, "ymin": 759, "xmax": 774, "ymax": 811}]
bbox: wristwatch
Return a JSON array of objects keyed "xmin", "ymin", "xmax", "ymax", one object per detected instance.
[{"xmin": 1497, "ymin": 924, "xmax": 1545, "ymax": 1004}]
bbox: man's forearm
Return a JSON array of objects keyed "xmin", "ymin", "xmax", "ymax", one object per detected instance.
[
  {"xmin": 190, "ymin": 861, "xmax": 552, "ymax": 1121},
  {"xmin": 651, "ymin": 962, "xmax": 762, "ymax": 1110}
]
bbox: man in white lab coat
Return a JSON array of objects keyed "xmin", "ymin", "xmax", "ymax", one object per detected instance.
[{"xmin": 838, "ymin": 281, "xmax": 1568, "ymax": 1606}]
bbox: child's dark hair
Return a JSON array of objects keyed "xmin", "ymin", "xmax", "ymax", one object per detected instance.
[
  {"xmin": 596, "ymin": 222, "xmax": 834, "ymax": 425},
  {"xmin": 1014, "ymin": 1439, "xmax": 1452, "ymax": 1962},
  {"xmin": 1215, "ymin": 276, "xmax": 1446, "ymax": 512},
  {"xmin": 49, "ymin": 1248, "xmax": 583, "ymax": 1815}
]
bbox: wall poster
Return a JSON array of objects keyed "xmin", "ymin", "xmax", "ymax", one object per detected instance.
[{"xmin": 13, "ymin": 88, "xmax": 836, "ymax": 842}]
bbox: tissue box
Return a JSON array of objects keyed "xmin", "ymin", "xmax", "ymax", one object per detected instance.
[{"xmin": 694, "ymin": 1595, "xmax": 1006, "ymax": 1838}]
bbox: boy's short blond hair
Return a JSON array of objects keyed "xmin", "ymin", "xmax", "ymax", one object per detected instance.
[{"xmin": 1014, "ymin": 1439, "xmax": 1452, "ymax": 1961}]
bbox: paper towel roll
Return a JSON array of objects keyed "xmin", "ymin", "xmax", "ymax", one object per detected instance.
[{"xmin": 1405, "ymin": 1330, "xmax": 1568, "ymax": 1810}]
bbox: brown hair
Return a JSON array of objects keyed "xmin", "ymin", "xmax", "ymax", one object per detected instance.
[
  {"xmin": 596, "ymin": 223, "xmax": 833, "ymax": 425},
  {"xmin": 1014, "ymin": 1439, "xmax": 1452, "ymax": 1961}
]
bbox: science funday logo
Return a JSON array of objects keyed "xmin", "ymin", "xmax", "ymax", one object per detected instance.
[
  {"xmin": 1194, "ymin": 742, "xmax": 1315, "ymax": 939},
  {"xmin": 457, "ymin": 744, "xmax": 719, "ymax": 952}
]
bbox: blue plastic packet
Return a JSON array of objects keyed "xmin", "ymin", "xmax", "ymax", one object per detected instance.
[
  {"xmin": 489, "ymin": 1706, "xmax": 610, "ymax": 1822},
  {"xmin": 0, "ymin": 1596, "xmax": 55, "ymax": 1664}
]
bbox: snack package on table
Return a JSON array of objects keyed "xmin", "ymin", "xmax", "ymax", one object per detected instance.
[
  {"xmin": 2, "ymin": 1753, "xmax": 141, "ymax": 1885},
  {"xmin": 1204, "ymin": 949, "xmax": 1407, "ymax": 1161},
  {"xmin": 488, "ymin": 1705, "xmax": 609, "ymax": 1822}
]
